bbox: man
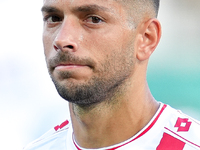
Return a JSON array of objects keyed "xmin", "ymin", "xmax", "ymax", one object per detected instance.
[{"xmin": 24, "ymin": 0, "xmax": 200, "ymax": 149}]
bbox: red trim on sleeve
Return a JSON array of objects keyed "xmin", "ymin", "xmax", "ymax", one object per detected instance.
[
  {"xmin": 156, "ymin": 133, "xmax": 185, "ymax": 150},
  {"xmin": 165, "ymin": 127, "xmax": 200, "ymax": 148}
]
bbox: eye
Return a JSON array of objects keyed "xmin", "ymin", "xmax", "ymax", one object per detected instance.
[
  {"xmin": 85, "ymin": 16, "xmax": 104, "ymax": 24},
  {"xmin": 43, "ymin": 15, "xmax": 62, "ymax": 24}
]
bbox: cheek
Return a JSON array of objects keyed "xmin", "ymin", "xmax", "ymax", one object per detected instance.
[
  {"xmin": 43, "ymin": 31, "xmax": 56, "ymax": 59},
  {"xmin": 86, "ymin": 29, "xmax": 132, "ymax": 62},
  {"xmin": 86, "ymin": 30, "xmax": 135, "ymax": 74},
  {"xmin": 86, "ymin": 31, "xmax": 122, "ymax": 56}
]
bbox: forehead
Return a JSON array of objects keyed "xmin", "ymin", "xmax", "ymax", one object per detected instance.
[
  {"xmin": 42, "ymin": 0, "xmax": 126, "ymax": 12},
  {"xmin": 43, "ymin": 0, "xmax": 121, "ymax": 4}
]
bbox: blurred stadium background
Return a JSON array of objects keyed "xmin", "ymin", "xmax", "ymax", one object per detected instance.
[{"xmin": 0, "ymin": 0, "xmax": 199, "ymax": 149}]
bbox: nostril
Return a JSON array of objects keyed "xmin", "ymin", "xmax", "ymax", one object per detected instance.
[
  {"xmin": 54, "ymin": 45, "xmax": 59, "ymax": 51},
  {"xmin": 66, "ymin": 45, "xmax": 74, "ymax": 49},
  {"xmin": 53, "ymin": 45, "xmax": 74, "ymax": 51}
]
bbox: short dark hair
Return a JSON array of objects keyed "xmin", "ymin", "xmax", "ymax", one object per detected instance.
[
  {"xmin": 134, "ymin": 0, "xmax": 160, "ymax": 18},
  {"xmin": 117, "ymin": 0, "xmax": 160, "ymax": 26},
  {"xmin": 152, "ymin": 0, "xmax": 160, "ymax": 17}
]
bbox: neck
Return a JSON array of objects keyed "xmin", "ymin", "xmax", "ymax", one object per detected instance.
[{"xmin": 69, "ymin": 80, "xmax": 159, "ymax": 149}]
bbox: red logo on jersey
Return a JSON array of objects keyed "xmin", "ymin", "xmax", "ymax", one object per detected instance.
[
  {"xmin": 54, "ymin": 120, "xmax": 69, "ymax": 131},
  {"xmin": 174, "ymin": 118, "xmax": 192, "ymax": 132}
]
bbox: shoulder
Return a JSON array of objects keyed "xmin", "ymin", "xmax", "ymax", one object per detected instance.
[
  {"xmin": 160, "ymin": 104, "xmax": 200, "ymax": 149},
  {"xmin": 164, "ymin": 105, "xmax": 200, "ymax": 136},
  {"xmin": 23, "ymin": 120, "xmax": 71, "ymax": 150}
]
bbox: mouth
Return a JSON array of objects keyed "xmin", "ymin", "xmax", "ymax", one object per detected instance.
[
  {"xmin": 55, "ymin": 63, "xmax": 89, "ymax": 70},
  {"xmin": 48, "ymin": 52, "xmax": 96, "ymax": 72}
]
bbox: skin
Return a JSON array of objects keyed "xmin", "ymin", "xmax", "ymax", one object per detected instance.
[{"xmin": 42, "ymin": 0, "xmax": 162, "ymax": 148}]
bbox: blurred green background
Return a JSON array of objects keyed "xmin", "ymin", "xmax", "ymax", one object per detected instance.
[{"xmin": 148, "ymin": 0, "xmax": 200, "ymax": 119}]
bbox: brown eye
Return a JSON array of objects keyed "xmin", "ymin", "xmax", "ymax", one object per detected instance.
[
  {"xmin": 86, "ymin": 16, "xmax": 103, "ymax": 24},
  {"xmin": 91, "ymin": 16, "xmax": 102, "ymax": 23},
  {"xmin": 44, "ymin": 15, "xmax": 62, "ymax": 23},
  {"xmin": 50, "ymin": 16, "xmax": 62, "ymax": 22}
]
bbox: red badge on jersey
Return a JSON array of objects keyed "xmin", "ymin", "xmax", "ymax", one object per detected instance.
[
  {"xmin": 54, "ymin": 120, "xmax": 69, "ymax": 131},
  {"xmin": 174, "ymin": 118, "xmax": 192, "ymax": 132}
]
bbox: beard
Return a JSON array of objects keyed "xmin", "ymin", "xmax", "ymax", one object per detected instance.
[
  {"xmin": 51, "ymin": 74, "xmax": 124, "ymax": 107},
  {"xmin": 47, "ymin": 50, "xmax": 134, "ymax": 107}
]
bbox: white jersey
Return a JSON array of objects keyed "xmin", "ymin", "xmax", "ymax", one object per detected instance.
[{"xmin": 24, "ymin": 103, "xmax": 200, "ymax": 150}]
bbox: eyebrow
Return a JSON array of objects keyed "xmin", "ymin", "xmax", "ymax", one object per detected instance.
[
  {"xmin": 41, "ymin": 4, "xmax": 112, "ymax": 14},
  {"xmin": 72, "ymin": 4, "xmax": 111, "ymax": 13},
  {"xmin": 41, "ymin": 6, "xmax": 61, "ymax": 13}
]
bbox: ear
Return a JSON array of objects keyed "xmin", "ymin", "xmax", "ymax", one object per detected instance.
[{"xmin": 135, "ymin": 19, "xmax": 161, "ymax": 61}]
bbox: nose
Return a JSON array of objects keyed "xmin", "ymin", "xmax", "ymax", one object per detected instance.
[{"xmin": 53, "ymin": 18, "xmax": 79, "ymax": 52}]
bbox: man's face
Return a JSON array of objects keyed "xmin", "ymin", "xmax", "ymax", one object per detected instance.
[{"xmin": 42, "ymin": 0, "xmax": 137, "ymax": 106}]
